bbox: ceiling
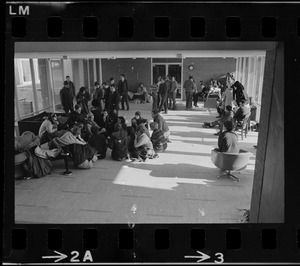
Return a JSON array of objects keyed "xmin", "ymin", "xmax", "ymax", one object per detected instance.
[{"xmin": 15, "ymin": 42, "xmax": 275, "ymax": 59}]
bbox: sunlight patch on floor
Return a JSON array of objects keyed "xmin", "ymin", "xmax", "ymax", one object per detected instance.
[{"xmin": 113, "ymin": 165, "xmax": 216, "ymax": 191}]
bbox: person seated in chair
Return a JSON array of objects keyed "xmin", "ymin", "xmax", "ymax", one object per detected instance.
[
  {"xmin": 233, "ymin": 99, "xmax": 251, "ymax": 126},
  {"xmin": 216, "ymin": 120, "xmax": 239, "ymax": 153},
  {"xmin": 198, "ymin": 81, "xmax": 210, "ymax": 102},
  {"xmin": 202, "ymin": 105, "xmax": 234, "ymax": 135}
]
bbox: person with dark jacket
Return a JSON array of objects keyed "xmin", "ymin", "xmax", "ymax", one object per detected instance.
[
  {"xmin": 131, "ymin": 111, "xmax": 149, "ymax": 131},
  {"xmin": 66, "ymin": 104, "xmax": 86, "ymax": 128},
  {"xmin": 60, "ymin": 80, "xmax": 74, "ymax": 114},
  {"xmin": 65, "ymin": 75, "xmax": 76, "ymax": 98},
  {"xmin": 217, "ymin": 120, "xmax": 239, "ymax": 153},
  {"xmin": 108, "ymin": 123, "xmax": 128, "ymax": 161},
  {"xmin": 93, "ymin": 81, "xmax": 104, "ymax": 111},
  {"xmin": 183, "ymin": 76, "xmax": 194, "ymax": 110},
  {"xmin": 76, "ymin": 86, "xmax": 91, "ymax": 116},
  {"xmin": 232, "ymin": 81, "xmax": 249, "ymax": 107},
  {"xmin": 117, "ymin": 74, "xmax": 130, "ymax": 111},
  {"xmin": 104, "ymin": 79, "xmax": 113, "ymax": 110},
  {"xmin": 168, "ymin": 76, "xmax": 178, "ymax": 110},
  {"xmin": 108, "ymin": 84, "xmax": 120, "ymax": 115},
  {"xmin": 158, "ymin": 76, "xmax": 168, "ymax": 114}
]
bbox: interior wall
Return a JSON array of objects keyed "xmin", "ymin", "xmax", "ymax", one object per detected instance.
[
  {"xmin": 250, "ymin": 43, "xmax": 284, "ymax": 223},
  {"xmin": 183, "ymin": 57, "xmax": 236, "ymax": 87},
  {"xmin": 101, "ymin": 58, "xmax": 151, "ymax": 92}
]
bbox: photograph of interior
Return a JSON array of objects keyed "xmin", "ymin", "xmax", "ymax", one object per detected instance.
[{"xmin": 13, "ymin": 41, "xmax": 283, "ymax": 224}]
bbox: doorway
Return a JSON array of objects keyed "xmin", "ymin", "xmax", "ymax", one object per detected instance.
[{"xmin": 151, "ymin": 59, "xmax": 183, "ymax": 99}]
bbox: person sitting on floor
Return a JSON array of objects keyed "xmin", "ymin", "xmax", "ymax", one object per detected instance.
[
  {"xmin": 151, "ymin": 109, "xmax": 171, "ymax": 142},
  {"xmin": 126, "ymin": 125, "xmax": 139, "ymax": 161},
  {"xmin": 133, "ymin": 124, "xmax": 156, "ymax": 162},
  {"xmin": 38, "ymin": 113, "xmax": 68, "ymax": 144},
  {"xmin": 67, "ymin": 104, "xmax": 86, "ymax": 128},
  {"xmin": 41, "ymin": 123, "xmax": 86, "ymax": 150},
  {"xmin": 85, "ymin": 112, "xmax": 106, "ymax": 138},
  {"xmin": 131, "ymin": 111, "xmax": 149, "ymax": 131},
  {"xmin": 150, "ymin": 122, "xmax": 167, "ymax": 154},
  {"xmin": 216, "ymin": 120, "xmax": 239, "ymax": 153},
  {"xmin": 202, "ymin": 105, "xmax": 234, "ymax": 135},
  {"xmin": 108, "ymin": 123, "xmax": 128, "ymax": 161}
]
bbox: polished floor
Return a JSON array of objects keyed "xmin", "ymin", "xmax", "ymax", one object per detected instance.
[{"xmin": 15, "ymin": 100, "xmax": 258, "ymax": 224}]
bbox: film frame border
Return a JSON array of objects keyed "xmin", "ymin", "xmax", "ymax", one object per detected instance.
[{"xmin": 4, "ymin": 1, "xmax": 300, "ymax": 264}]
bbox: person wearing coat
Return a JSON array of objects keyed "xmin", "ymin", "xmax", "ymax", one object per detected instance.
[
  {"xmin": 117, "ymin": 74, "xmax": 130, "ymax": 111},
  {"xmin": 108, "ymin": 84, "xmax": 120, "ymax": 116},
  {"xmin": 60, "ymin": 81, "xmax": 74, "ymax": 114},
  {"xmin": 76, "ymin": 86, "xmax": 91, "ymax": 116}
]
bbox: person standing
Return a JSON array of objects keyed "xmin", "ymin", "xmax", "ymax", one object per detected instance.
[
  {"xmin": 93, "ymin": 81, "xmax": 104, "ymax": 111},
  {"xmin": 151, "ymin": 109, "xmax": 171, "ymax": 142},
  {"xmin": 168, "ymin": 76, "xmax": 178, "ymax": 110},
  {"xmin": 156, "ymin": 76, "xmax": 162, "ymax": 108},
  {"xmin": 158, "ymin": 76, "xmax": 168, "ymax": 114},
  {"xmin": 60, "ymin": 80, "xmax": 74, "ymax": 115},
  {"xmin": 150, "ymin": 83, "xmax": 159, "ymax": 111},
  {"xmin": 183, "ymin": 76, "xmax": 194, "ymax": 110},
  {"xmin": 66, "ymin": 75, "xmax": 76, "ymax": 99},
  {"xmin": 118, "ymin": 74, "xmax": 130, "ymax": 111},
  {"xmin": 232, "ymin": 81, "xmax": 249, "ymax": 107},
  {"xmin": 76, "ymin": 87, "xmax": 91, "ymax": 116},
  {"xmin": 104, "ymin": 79, "xmax": 113, "ymax": 110},
  {"xmin": 109, "ymin": 84, "xmax": 120, "ymax": 116}
]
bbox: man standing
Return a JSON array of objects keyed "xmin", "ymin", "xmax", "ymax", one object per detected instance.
[
  {"xmin": 168, "ymin": 76, "xmax": 178, "ymax": 110},
  {"xmin": 66, "ymin": 75, "xmax": 76, "ymax": 99},
  {"xmin": 93, "ymin": 81, "xmax": 104, "ymax": 111},
  {"xmin": 158, "ymin": 76, "xmax": 168, "ymax": 114},
  {"xmin": 60, "ymin": 80, "xmax": 74, "ymax": 114},
  {"xmin": 151, "ymin": 109, "xmax": 171, "ymax": 142},
  {"xmin": 117, "ymin": 74, "xmax": 130, "ymax": 111},
  {"xmin": 183, "ymin": 76, "xmax": 194, "ymax": 110},
  {"xmin": 109, "ymin": 84, "xmax": 120, "ymax": 116}
]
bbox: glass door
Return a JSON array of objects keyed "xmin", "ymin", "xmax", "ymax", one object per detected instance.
[
  {"xmin": 152, "ymin": 64, "xmax": 166, "ymax": 84},
  {"xmin": 168, "ymin": 64, "xmax": 182, "ymax": 98}
]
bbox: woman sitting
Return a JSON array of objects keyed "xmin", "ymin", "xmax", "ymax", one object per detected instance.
[
  {"xmin": 133, "ymin": 124, "xmax": 156, "ymax": 162},
  {"xmin": 38, "ymin": 113, "xmax": 67, "ymax": 144},
  {"xmin": 129, "ymin": 83, "xmax": 149, "ymax": 103}
]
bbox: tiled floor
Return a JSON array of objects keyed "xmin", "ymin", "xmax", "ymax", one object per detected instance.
[{"xmin": 15, "ymin": 100, "xmax": 258, "ymax": 224}]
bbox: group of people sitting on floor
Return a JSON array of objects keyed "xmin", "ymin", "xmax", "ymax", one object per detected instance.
[{"xmin": 36, "ymin": 100, "xmax": 171, "ymax": 169}]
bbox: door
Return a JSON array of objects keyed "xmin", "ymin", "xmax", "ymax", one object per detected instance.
[{"xmin": 152, "ymin": 63, "xmax": 182, "ymax": 98}]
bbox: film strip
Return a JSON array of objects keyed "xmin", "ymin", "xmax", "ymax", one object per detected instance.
[{"xmin": 4, "ymin": 1, "xmax": 300, "ymax": 264}]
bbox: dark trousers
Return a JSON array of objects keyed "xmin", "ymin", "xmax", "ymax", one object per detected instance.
[
  {"xmin": 152, "ymin": 94, "xmax": 158, "ymax": 111},
  {"xmin": 193, "ymin": 92, "xmax": 200, "ymax": 106},
  {"xmin": 185, "ymin": 91, "xmax": 193, "ymax": 109},
  {"xmin": 158, "ymin": 94, "xmax": 168, "ymax": 113},
  {"xmin": 121, "ymin": 93, "xmax": 129, "ymax": 110},
  {"xmin": 168, "ymin": 92, "xmax": 176, "ymax": 110}
]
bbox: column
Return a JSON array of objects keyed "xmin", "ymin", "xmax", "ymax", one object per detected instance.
[
  {"xmin": 29, "ymin": 59, "xmax": 39, "ymax": 113},
  {"xmin": 99, "ymin": 58, "xmax": 103, "ymax": 84},
  {"xmin": 238, "ymin": 57, "xmax": 243, "ymax": 82},
  {"xmin": 86, "ymin": 59, "xmax": 90, "ymax": 93},
  {"xmin": 93, "ymin": 59, "xmax": 97, "ymax": 83},
  {"xmin": 46, "ymin": 59, "xmax": 55, "ymax": 112},
  {"xmin": 235, "ymin": 57, "xmax": 239, "ymax": 81}
]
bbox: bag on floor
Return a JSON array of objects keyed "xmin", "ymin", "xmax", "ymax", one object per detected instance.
[{"xmin": 24, "ymin": 149, "xmax": 52, "ymax": 178}]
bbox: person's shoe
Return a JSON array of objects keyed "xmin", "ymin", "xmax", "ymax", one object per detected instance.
[
  {"xmin": 214, "ymin": 131, "xmax": 222, "ymax": 136},
  {"xmin": 216, "ymin": 115, "xmax": 221, "ymax": 118},
  {"xmin": 167, "ymin": 139, "xmax": 172, "ymax": 143},
  {"xmin": 253, "ymin": 145, "xmax": 257, "ymax": 149}
]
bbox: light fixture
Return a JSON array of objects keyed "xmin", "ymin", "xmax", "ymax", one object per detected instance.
[{"xmin": 188, "ymin": 65, "xmax": 194, "ymax": 71}]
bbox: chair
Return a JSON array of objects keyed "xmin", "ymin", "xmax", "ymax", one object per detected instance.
[
  {"xmin": 235, "ymin": 112, "xmax": 251, "ymax": 140},
  {"xmin": 211, "ymin": 149, "xmax": 252, "ymax": 182}
]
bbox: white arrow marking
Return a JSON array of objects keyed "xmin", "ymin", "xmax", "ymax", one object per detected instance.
[
  {"xmin": 184, "ymin": 250, "xmax": 210, "ymax": 262},
  {"xmin": 42, "ymin": 250, "xmax": 68, "ymax": 263}
]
